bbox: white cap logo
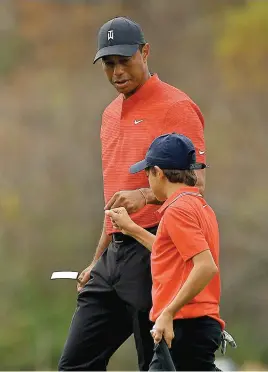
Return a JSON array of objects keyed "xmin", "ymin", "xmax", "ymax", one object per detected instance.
[{"xmin": 108, "ymin": 30, "xmax": 114, "ymax": 40}]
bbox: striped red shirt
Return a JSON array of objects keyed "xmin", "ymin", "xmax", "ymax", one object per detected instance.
[
  {"xmin": 150, "ymin": 187, "xmax": 225, "ymax": 329},
  {"xmin": 101, "ymin": 74, "xmax": 206, "ymax": 234}
]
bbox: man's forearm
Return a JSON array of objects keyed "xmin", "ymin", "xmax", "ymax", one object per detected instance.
[
  {"xmin": 92, "ymin": 219, "xmax": 112, "ymax": 262},
  {"xmin": 140, "ymin": 188, "xmax": 163, "ymax": 205},
  {"xmin": 128, "ymin": 224, "xmax": 156, "ymax": 251}
]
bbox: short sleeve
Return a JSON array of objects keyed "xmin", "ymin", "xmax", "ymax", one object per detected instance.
[
  {"xmin": 164, "ymin": 100, "xmax": 206, "ymax": 163},
  {"xmin": 164, "ymin": 206, "xmax": 209, "ymax": 261}
]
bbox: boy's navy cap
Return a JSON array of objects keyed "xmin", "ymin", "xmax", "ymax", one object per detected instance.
[
  {"xmin": 94, "ymin": 17, "xmax": 146, "ymax": 63},
  {"xmin": 130, "ymin": 133, "xmax": 207, "ymax": 174}
]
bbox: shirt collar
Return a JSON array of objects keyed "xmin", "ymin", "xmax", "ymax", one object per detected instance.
[
  {"xmin": 122, "ymin": 74, "xmax": 160, "ymax": 106},
  {"xmin": 157, "ymin": 187, "xmax": 201, "ymax": 217}
]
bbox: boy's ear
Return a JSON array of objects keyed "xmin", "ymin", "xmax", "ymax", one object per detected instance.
[{"xmin": 154, "ymin": 166, "xmax": 165, "ymax": 179}]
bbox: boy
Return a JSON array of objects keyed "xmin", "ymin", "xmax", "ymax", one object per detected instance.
[{"xmin": 106, "ymin": 133, "xmax": 225, "ymax": 371}]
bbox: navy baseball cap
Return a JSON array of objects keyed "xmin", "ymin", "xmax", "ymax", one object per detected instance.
[
  {"xmin": 130, "ymin": 133, "xmax": 207, "ymax": 174},
  {"xmin": 93, "ymin": 17, "xmax": 146, "ymax": 63}
]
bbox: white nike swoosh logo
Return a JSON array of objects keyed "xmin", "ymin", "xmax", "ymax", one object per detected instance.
[
  {"xmin": 134, "ymin": 119, "xmax": 143, "ymax": 125},
  {"xmin": 199, "ymin": 150, "xmax": 205, "ymax": 155}
]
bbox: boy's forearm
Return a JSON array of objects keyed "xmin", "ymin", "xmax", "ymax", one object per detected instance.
[
  {"xmin": 128, "ymin": 224, "xmax": 156, "ymax": 251},
  {"xmin": 163, "ymin": 262, "xmax": 217, "ymax": 317},
  {"xmin": 140, "ymin": 188, "xmax": 163, "ymax": 205}
]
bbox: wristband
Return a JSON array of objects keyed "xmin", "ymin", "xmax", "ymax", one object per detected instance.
[{"xmin": 139, "ymin": 189, "xmax": 147, "ymax": 205}]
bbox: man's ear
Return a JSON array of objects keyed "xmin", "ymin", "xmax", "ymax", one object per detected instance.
[{"xmin": 142, "ymin": 43, "xmax": 150, "ymax": 62}]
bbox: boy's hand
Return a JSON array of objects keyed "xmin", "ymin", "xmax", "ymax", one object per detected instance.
[
  {"xmin": 151, "ymin": 311, "xmax": 174, "ymax": 348},
  {"xmin": 105, "ymin": 207, "xmax": 137, "ymax": 235}
]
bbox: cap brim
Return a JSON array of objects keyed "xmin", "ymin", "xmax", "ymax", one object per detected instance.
[
  {"xmin": 190, "ymin": 163, "xmax": 207, "ymax": 170},
  {"xmin": 130, "ymin": 159, "xmax": 148, "ymax": 174},
  {"xmin": 93, "ymin": 44, "xmax": 139, "ymax": 64}
]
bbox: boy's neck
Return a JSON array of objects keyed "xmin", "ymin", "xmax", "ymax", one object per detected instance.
[{"xmin": 165, "ymin": 182, "xmax": 192, "ymax": 199}]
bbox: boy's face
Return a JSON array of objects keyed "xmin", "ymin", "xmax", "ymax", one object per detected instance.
[{"xmin": 146, "ymin": 167, "xmax": 167, "ymax": 202}]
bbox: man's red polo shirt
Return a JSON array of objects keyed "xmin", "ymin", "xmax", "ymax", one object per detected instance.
[{"xmin": 101, "ymin": 75, "xmax": 206, "ymax": 234}]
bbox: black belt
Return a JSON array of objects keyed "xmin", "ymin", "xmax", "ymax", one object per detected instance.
[{"xmin": 112, "ymin": 225, "xmax": 158, "ymax": 244}]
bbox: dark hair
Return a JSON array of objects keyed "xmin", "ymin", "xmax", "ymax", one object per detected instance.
[{"xmin": 147, "ymin": 167, "xmax": 197, "ymax": 186}]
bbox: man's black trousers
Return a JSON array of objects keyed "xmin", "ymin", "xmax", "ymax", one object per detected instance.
[{"xmin": 58, "ymin": 227, "xmax": 157, "ymax": 371}]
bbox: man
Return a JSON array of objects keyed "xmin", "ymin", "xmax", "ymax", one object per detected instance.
[
  {"xmin": 58, "ymin": 17, "xmax": 205, "ymax": 371},
  {"xmin": 106, "ymin": 133, "xmax": 224, "ymax": 371}
]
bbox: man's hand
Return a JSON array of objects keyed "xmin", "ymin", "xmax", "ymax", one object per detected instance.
[
  {"xmin": 105, "ymin": 207, "xmax": 137, "ymax": 235},
  {"xmin": 104, "ymin": 190, "xmax": 146, "ymax": 214},
  {"xmin": 151, "ymin": 310, "xmax": 174, "ymax": 348},
  {"xmin": 77, "ymin": 261, "xmax": 96, "ymax": 292}
]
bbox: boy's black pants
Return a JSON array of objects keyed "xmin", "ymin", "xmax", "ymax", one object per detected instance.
[{"xmin": 149, "ymin": 316, "xmax": 222, "ymax": 371}]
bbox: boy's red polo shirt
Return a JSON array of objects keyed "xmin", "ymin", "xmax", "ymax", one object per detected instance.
[
  {"xmin": 150, "ymin": 187, "xmax": 225, "ymax": 329},
  {"xmin": 101, "ymin": 75, "xmax": 206, "ymax": 234}
]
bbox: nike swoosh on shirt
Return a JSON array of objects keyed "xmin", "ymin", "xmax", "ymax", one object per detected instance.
[
  {"xmin": 134, "ymin": 119, "xmax": 143, "ymax": 125},
  {"xmin": 199, "ymin": 150, "xmax": 205, "ymax": 155}
]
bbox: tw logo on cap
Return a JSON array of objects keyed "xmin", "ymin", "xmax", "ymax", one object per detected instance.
[{"xmin": 107, "ymin": 30, "xmax": 114, "ymax": 40}]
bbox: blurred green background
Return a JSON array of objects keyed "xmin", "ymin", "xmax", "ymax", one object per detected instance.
[{"xmin": 0, "ymin": 0, "xmax": 267, "ymax": 370}]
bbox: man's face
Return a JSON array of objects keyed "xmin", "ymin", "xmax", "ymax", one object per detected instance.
[{"xmin": 102, "ymin": 44, "xmax": 149, "ymax": 97}]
